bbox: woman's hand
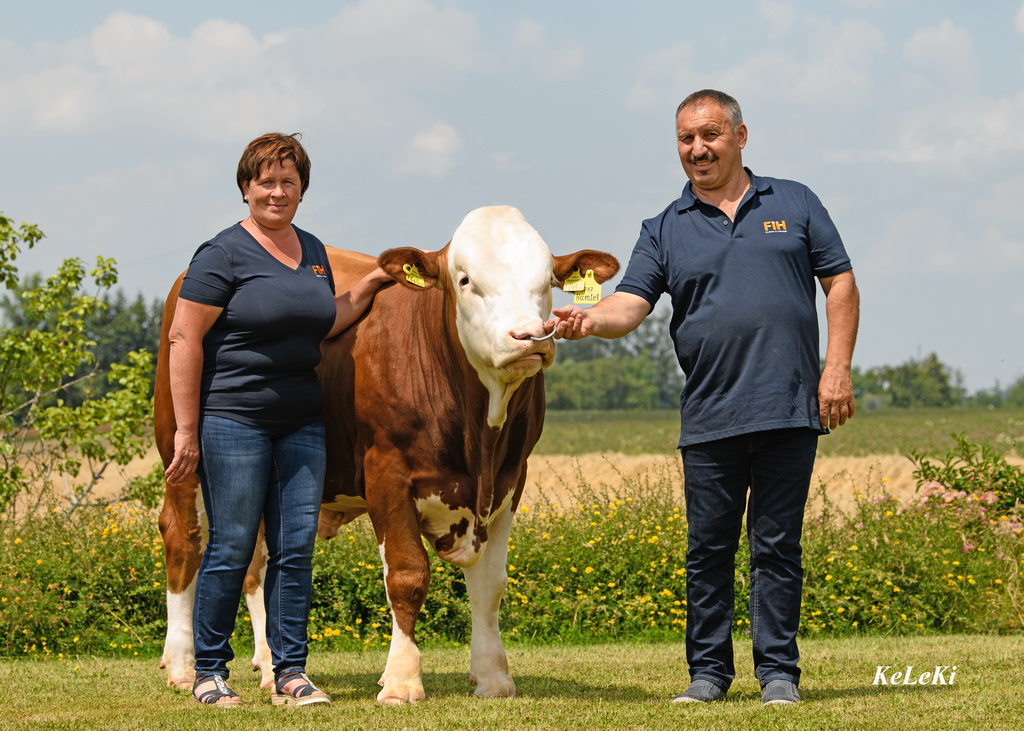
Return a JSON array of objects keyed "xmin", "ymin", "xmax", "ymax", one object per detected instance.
[{"xmin": 164, "ymin": 428, "xmax": 200, "ymax": 486}]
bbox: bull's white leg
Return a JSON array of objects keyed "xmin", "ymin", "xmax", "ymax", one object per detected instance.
[
  {"xmin": 376, "ymin": 539, "xmax": 426, "ymax": 703},
  {"xmin": 161, "ymin": 582, "xmax": 196, "ymax": 690},
  {"xmin": 462, "ymin": 506, "xmax": 516, "ymax": 697},
  {"xmin": 243, "ymin": 552, "xmax": 274, "ymax": 688}
]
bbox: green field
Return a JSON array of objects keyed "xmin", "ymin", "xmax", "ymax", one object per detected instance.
[{"xmin": 535, "ymin": 407, "xmax": 1024, "ymax": 458}]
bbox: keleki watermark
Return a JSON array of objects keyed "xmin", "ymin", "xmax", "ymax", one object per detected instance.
[{"xmin": 872, "ymin": 665, "xmax": 957, "ymax": 686}]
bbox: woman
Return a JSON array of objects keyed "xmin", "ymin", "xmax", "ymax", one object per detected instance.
[{"xmin": 163, "ymin": 133, "xmax": 391, "ymax": 707}]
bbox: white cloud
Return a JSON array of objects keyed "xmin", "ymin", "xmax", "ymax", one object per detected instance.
[
  {"xmin": 511, "ymin": 19, "xmax": 584, "ymax": 79},
  {"xmin": 626, "ymin": 16, "xmax": 886, "ymax": 114},
  {"xmin": 392, "ymin": 122, "xmax": 462, "ymax": 176},
  {"xmin": 11, "ymin": 65, "xmax": 100, "ymax": 130},
  {"xmin": 904, "ymin": 19, "xmax": 977, "ymax": 86},
  {"xmin": 787, "ymin": 19, "xmax": 886, "ymax": 102},
  {"xmin": 625, "ymin": 43, "xmax": 695, "ymax": 111},
  {"xmin": 756, "ymin": 0, "xmax": 800, "ymax": 37},
  {"xmin": 0, "ymin": 0, "xmax": 485, "ymax": 143},
  {"xmin": 1016, "ymin": 2, "xmax": 1024, "ymax": 35}
]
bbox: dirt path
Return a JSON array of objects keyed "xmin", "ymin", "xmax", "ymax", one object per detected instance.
[{"xmin": 88, "ymin": 447, "xmax": 946, "ymax": 515}]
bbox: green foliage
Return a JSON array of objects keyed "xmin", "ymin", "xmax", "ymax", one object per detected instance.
[
  {"xmin": 0, "ymin": 504, "xmax": 166, "ymax": 658},
  {"xmin": 3, "ymin": 455, "xmax": 1021, "ymax": 660},
  {"xmin": 1, "ymin": 280, "xmax": 162, "ymax": 407},
  {"xmin": 876, "ymin": 352, "xmax": 966, "ymax": 408},
  {"xmin": 1006, "ymin": 376, "xmax": 1024, "ymax": 408},
  {"xmin": 908, "ymin": 432, "xmax": 1024, "ymax": 512},
  {"xmin": 802, "ymin": 483, "xmax": 1022, "ymax": 636},
  {"xmin": 0, "ymin": 212, "xmax": 161, "ymax": 516},
  {"xmin": 547, "ymin": 308, "xmax": 684, "ymax": 410},
  {"xmin": 545, "ymin": 354, "xmax": 659, "ymax": 410}
]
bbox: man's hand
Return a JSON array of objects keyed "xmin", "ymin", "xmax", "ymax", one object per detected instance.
[
  {"xmin": 545, "ymin": 305, "xmax": 593, "ymax": 340},
  {"xmin": 543, "ymin": 292, "xmax": 651, "ymax": 341},
  {"xmin": 818, "ymin": 365, "xmax": 855, "ymax": 429}
]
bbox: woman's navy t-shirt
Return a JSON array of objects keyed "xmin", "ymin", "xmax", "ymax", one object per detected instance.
[{"xmin": 178, "ymin": 223, "xmax": 336, "ymax": 431}]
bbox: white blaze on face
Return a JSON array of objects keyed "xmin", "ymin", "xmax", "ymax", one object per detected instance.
[{"xmin": 447, "ymin": 206, "xmax": 556, "ymax": 427}]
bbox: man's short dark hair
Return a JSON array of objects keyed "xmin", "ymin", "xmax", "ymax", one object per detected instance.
[{"xmin": 676, "ymin": 90, "xmax": 743, "ymax": 130}]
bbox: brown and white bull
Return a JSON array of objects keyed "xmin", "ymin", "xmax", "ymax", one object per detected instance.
[{"xmin": 155, "ymin": 206, "xmax": 618, "ymax": 702}]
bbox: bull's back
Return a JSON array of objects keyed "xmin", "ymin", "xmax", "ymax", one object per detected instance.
[{"xmin": 325, "ymin": 247, "xmax": 378, "ymax": 291}]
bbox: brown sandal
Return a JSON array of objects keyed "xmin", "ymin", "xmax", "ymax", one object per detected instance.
[{"xmin": 271, "ymin": 671, "xmax": 332, "ymax": 706}]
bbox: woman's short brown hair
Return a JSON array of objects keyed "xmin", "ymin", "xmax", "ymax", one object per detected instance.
[{"xmin": 236, "ymin": 132, "xmax": 311, "ymax": 201}]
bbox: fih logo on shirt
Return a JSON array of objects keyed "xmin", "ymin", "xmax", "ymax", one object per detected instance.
[
  {"xmin": 311, "ymin": 265, "xmax": 328, "ymax": 277},
  {"xmin": 763, "ymin": 220, "xmax": 787, "ymax": 233}
]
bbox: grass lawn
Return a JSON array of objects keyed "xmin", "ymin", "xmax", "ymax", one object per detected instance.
[
  {"xmin": 536, "ymin": 406, "xmax": 1024, "ymax": 458},
  {"xmin": 1, "ymin": 634, "xmax": 1020, "ymax": 730}
]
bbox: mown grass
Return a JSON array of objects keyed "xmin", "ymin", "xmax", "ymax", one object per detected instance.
[
  {"xmin": 0, "ymin": 634, "xmax": 1020, "ymax": 730},
  {"xmin": 535, "ymin": 407, "xmax": 1024, "ymax": 458}
]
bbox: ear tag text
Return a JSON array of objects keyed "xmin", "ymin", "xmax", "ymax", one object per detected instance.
[
  {"xmin": 562, "ymin": 267, "xmax": 585, "ymax": 292},
  {"xmin": 402, "ymin": 263, "xmax": 426, "ymax": 288},
  {"xmin": 574, "ymin": 269, "xmax": 602, "ymax": 305}
]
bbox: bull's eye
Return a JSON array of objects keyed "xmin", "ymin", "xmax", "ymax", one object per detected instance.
[{"xmin": 459, "ymin": 276, "xmax": 470, "ymax": 287}]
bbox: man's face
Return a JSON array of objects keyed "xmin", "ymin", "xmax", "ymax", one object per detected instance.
[{"xmin": 676, "ymin": 101, "xmax": 748, "ymax": 194}]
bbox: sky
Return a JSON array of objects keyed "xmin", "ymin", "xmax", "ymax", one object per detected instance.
[{"xmin": 3, "ymin": 0, "xmax": 1023, "ymax": 393}]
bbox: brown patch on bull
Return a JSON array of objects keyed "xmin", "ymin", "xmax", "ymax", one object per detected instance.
[
  {"xmin": 472, "ymin": 522, "xmax": 488, "ymax": 552},
  {"xmin": 158, "ymin": 475, "xmax": 204, "ymax": 595},
  {"xmin": 432, "ymin": 517, "xmax": 470, "ymax": 553}
]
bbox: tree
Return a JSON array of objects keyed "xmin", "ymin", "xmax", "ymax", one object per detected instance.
[
  {"xmin": 0, "ymin": 212, "xmax": 159, "ymax": 517},
  {"xmin": 545, "ymin": 354, "xmax": 658, "ymax": 410},
  {"xmin": 1, "ymin": 282, "xmax": 162, "ymax": 406},
  {"xmin": 1004, "ymin": 376, "xmax": 1024, "ymax": 408},
  {"xmin": 876, "ymin": 352, "xmax": 966, "ymax": 408},
  {"xmin": 548, "ymin": 306, "xmax": 685, "ymax": 410}
]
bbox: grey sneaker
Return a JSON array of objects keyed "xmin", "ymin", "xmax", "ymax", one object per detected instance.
[
  {"xmin": 761, "ymin": 679, "xmax": 801, "ymax": 705},
  {"xmin": 671, "ymin": 679, "xmax": 728, "ymax": 703}
]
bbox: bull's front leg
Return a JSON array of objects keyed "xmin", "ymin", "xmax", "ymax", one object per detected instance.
[
  {"xmin": 462, "ymin": 506, "xmax": 516, "ymax": 697},
  {"xmin": 375, "ymin": 526, "xmax": 430, "ymax": 703}
]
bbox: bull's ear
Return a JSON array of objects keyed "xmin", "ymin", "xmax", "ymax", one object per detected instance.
[
  {"xmin": 552, "ymin": 250, "xmax": 620, "ymax": 287},
  {"xmin": 378, "ymin": 247, "xmax": 446, "ymax": 290}
]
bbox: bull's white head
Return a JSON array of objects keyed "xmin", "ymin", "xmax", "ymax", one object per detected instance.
[{"xmin": 379, "ymin": 206, "xmax": 618, "ymax": 428}]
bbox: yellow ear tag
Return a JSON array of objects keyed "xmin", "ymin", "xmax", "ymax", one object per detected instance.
[
  {"xmin": 574, "ymin": 269, "xmax": 602, "ymax": 305},
  {"xmin": 562, "ymin": 267, "xmax": 585, "ymax": 292},
  {"xmin": 402, "ymin": 263, "xmax": 426, "ymax": 288}
]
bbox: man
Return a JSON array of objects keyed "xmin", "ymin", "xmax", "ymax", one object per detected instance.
[{"xmin": 547, "ymin": 89, "xmax": 859, "ymax": 705}]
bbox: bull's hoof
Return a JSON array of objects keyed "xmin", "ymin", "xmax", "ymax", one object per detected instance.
[
  {"xmin": 253, "ymin": 663, "xmax": 275, "ymax": 689},
  {"xmin": 167, "ymin": 676, "xmax": 194, "ymax": 691},
  {"xmin": 376, "ymin": 683, "xmax": 426, "ymax": 704},
  {"xmin": 472, "ymin": 677, "xmax": 516, "ymax": 698}
]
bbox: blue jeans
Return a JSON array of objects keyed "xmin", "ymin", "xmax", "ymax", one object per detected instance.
[
  {"xmin": 193, "ymin": 415, "xmax": 325, "ymax": 680},
  {"xmin": 681, "ymin": 428, "xmax": 818, "ymax": 690}
]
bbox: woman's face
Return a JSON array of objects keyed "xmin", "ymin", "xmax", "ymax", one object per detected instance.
[{"xmin": 241, "ymin": 157, "xmax": 302, "ymax": 230}]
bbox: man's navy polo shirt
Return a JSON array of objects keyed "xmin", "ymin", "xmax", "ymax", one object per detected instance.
[{"xmin": 616, "ymin": 170, "xmax": 852, "ymax": 447}]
